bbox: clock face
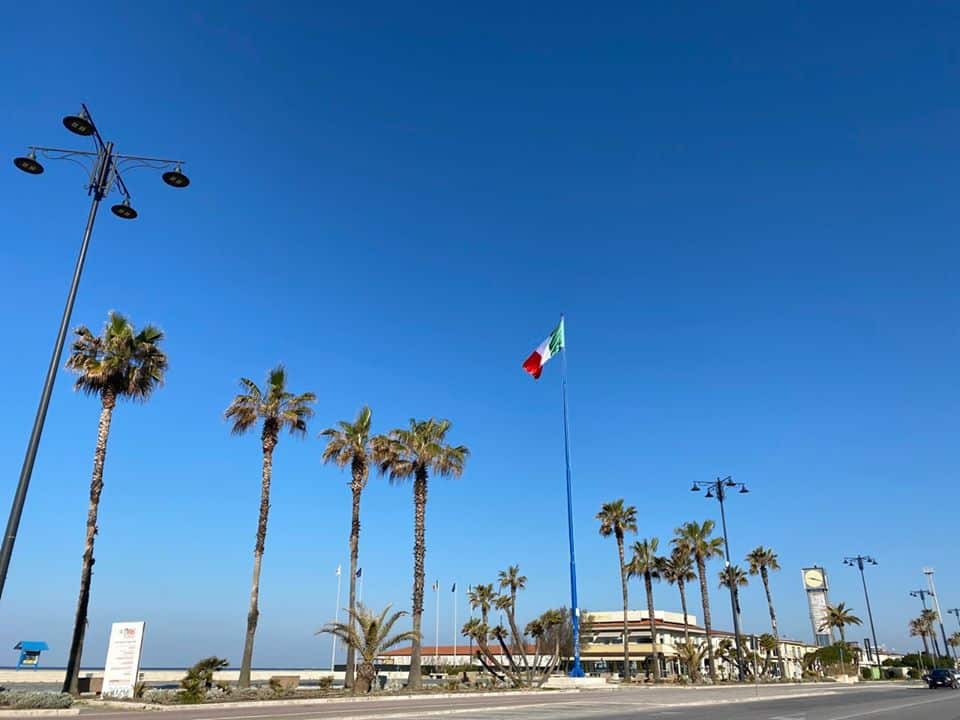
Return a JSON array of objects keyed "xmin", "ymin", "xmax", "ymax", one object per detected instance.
[{"xmin": 804, "ymin": 569, "xmax": 825, "ymax": 589}]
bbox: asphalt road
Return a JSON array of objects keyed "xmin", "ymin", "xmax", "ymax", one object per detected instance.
[{"xmin": 80, "ymin": 684, "xmax": 960, "ymax": 720}]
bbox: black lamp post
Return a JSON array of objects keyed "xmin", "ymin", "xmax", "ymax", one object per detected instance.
[
  {"xmin": 843, "ymin": 556, "xmax": 881, "ymax": 668},
  {"xmin": 1, "ymin": 104, "xmax": 189, "ymax": 601},
  {"xmin": 691, "ymin": 475, "xmax": 749, "ymax": 681}
]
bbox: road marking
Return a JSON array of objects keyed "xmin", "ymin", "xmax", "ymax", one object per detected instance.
[{"xmin": 825, "ymin": 693, "xmax": 960, "ymax": 720}]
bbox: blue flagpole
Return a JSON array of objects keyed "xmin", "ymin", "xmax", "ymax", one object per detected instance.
[{"xmin": 560, "ymin": 315, "xmax": 584, "ymax": 677}]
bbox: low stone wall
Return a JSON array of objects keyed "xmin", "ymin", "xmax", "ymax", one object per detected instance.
[{"xmin": 0, "ymin": 670, "xmax": 344, "ymax": 687}]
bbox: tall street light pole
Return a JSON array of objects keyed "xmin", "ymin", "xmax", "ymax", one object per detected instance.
[
  {"xmin": 843, "ymin": 556, "xmax": 881, "ymax": 668},
  {"xmin": 923, "ymin": 568, "xmax": 953, "ymax": 663},
  {"xmin": 691, "ymin": 475, "xmax": 749, "ymax": 681},
  {"xmin": 1, "ymin": 104, "xmax": 190, "ymax": 600}
]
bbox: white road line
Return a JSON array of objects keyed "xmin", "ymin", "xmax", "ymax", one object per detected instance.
[{"xmin": 825, "ymin": 693, "xmax": 959, "ymax": 720}]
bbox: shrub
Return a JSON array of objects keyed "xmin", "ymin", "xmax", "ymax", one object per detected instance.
[
  {"xmin": 181, "ymin": 656, "xmax": 230, "ymax": 703},
  {"xmin": 860, "ymin": 667, "xmax": 872, "ymax": 680},
  {"xmin": 317, "ymin": 677, "xmax": 333, "ymax": 690},
  {"xmin": 908, "ymin": 668, "xmax": 921, "ymax": 680},
  {"xmin": 0, "ymin": 691, "xmax": 74, "ymax": 709},
  {"xmin": 143, "ymin": 689, "xmax": 181, "ymax": 705}
]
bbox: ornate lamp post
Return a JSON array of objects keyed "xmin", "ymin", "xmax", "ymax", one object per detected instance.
[
  {"xmin": 691, "ymin": 475, "xmax": 750, "ymax": 681},
  {"xmin": 1, "ymin": 104, "xmax": 189, "ymax": 599}
]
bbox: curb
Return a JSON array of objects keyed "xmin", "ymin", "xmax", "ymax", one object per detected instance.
[
  {"xmin": 0, "ymin": 711, "xmax": 79, "ymax": 718},
  {"xmin": 81, "ymin": 688, "xmax": 585, "ymax": 712}
]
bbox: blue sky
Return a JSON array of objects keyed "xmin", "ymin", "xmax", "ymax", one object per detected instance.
[{"xmin": 1, "ymin": 1, "xmax": 958, "ymax": 667}]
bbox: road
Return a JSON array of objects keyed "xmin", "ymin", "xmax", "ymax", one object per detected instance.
[{"xmin": 80, "ymin": 684, "xmax": 960, "ymax": 720}]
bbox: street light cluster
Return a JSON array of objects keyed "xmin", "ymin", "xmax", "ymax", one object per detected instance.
[
  {"xmin": 13, "ymin": 105, "xmax": 189, "ymax": 220},
  {"xmin": 0, "ymin": 105, "xmax": 190, "ymax": 600}
]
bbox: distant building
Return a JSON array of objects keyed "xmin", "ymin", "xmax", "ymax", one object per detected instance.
[
  {"xmin": 582, "ymin": 610, "xmax": 816, "ymax": 679},
  {"xmin": 376, "ymin": 643, "xmax": 539, "ymax": 671},
  {"xmin": 376, "ymin": 610, "xmax": 820, "ymax": 680}
]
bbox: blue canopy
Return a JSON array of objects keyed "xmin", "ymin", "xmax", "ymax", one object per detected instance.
[{"xmin": 14, "ymin": 641, "xmax": 48, "ymax": 652}]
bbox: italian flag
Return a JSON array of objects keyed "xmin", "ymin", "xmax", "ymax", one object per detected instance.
[{"xmin": 522, "ymin": 318, "xmax": 565, "ymax": 379}]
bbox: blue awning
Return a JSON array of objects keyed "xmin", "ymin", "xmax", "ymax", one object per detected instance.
[{"xmin": 14, "ymin": 641, "xmax": 48, "ymax": 652}]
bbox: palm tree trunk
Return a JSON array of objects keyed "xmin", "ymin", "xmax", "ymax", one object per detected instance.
[
  {"xmin": 344, "ymin": 460, "xmax": 364, "ymax": 690},
  {"xmin": 505, "ymin": 594, "xmax": 529, "ymax": 674},
  {"xmin": 239, "ymin": 435, "xmax": 275, "ymax": 688},
  {"xmin": 62, "ymin": 390, "xmax": 116, "ymax": 695},
  {"xmin": 921, "ymin": 632, "xmax": 930, "ymax": 657},
  {"xmin": 760, "ymin": 567, "xmax": 784, "ymax": 679},
  {"xmin": 644, "ymin": 571, "xmax": 662, "ymax": 681},
  {"xmin": 696, "ymin": 554, "xmax": 717, "ymax": 682},
  {"xmin": 678, "ymin": 577, "xmax": 690, "ymax": 646},
  {"xmin": 408, "ymin": 467, "xmax": 428, "ymax": 689},
  {"xmin": 616, "ymin": 533, "xmax": 631, "ymax": 682}
]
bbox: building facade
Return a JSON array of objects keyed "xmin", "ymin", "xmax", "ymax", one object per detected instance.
[{"xmin": 582, "ymin": 610, "xmax": 817, "ymax": 680}]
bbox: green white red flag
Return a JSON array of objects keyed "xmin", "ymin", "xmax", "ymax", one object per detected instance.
[{"xmin": 522, "ymin": 318, "xmax": 565, "ymax": 379}]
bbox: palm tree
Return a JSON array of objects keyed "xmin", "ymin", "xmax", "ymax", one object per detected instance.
[
  {"xmin": 920, "ymin": 609, "xmax": 943, "ymax": 658},
  {"xmin": 676, "ymin": 641, "xmax": 707, "ymax": 682},
  {"xmin": 318, "ymin": 604, "xmax": 419, "ymax": 693},
  {"xmin": 718, "ymin": 565, "xmax": 748, "ymax": 591},
  {"xmin": 910, "ymin": 617, "xmax": 931, "ymax": 658},
  {"xmin": 746, "ymin": 546, "xmax": 783, "ymax": 678},
  {"xmin": 498, "ymin": 565, "xmax": 529, "ymax": 666},
  {"xmin": 674, "ymin": 521, "xmax": 725, "ymax": 681},
  {"xmin": 820, "ymin": 602, "xmax": 862, "ymax": 645},
  {"xmin": 627, "ymin": 537, "xmax": 663, "ymax": 682},
  {"xmin": 596, "ymin": 499, "xmax": 638, "ymax": 681},
  {"xmin": 320, "ymin": 406, "xmax": 382, "ymax": 688},
  {"xmin": 374, "ymin": 418, "xmax": 469, "ymax": 689},
  {"xmin": 468, "ymin": 583, "xmax": 496, "ymax": 624},
  {"xmin": 61, "ymin": 312, "xmax": 168, "ymax": 695},
  {"xmin": 661, "ymin": 547, "xmax": 696, "ymax": 647},
  {"xmin": 225, "ymin": 365, "xmax": 316, "ymax": 688}
]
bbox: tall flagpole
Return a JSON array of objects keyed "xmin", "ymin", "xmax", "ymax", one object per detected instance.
[
  {"xmin": 560, "ymin": 315, "xmax": 585, "ymax": 677},
  {"xmin": 453, "ymin": 582, "xmax": 458, "ymax": 665},
  {"xmin": 331, "ymin": 565, "xmax": 342, "ymax": 673}
]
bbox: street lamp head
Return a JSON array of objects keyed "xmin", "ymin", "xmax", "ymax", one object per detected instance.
[
  {"xmin": 62, "ymin": 109, "xmax": 95, "ymax": 137},
  {"xmin": 690, "ymin": 483, "xmax": 700, "ymax": 492},
  {"xmin": 13, "ymin": 151, "xmax": 44, "ymax": 175},
  {"xmin": 111, "ymin": 197, "xmax": 138, "ymax": 220},
  {"xmin": 738, "ymin": 485, "xmax": 749, "ymax": 494},
  {"xmin": 704, "ymin": 487, "xmax": 714, "ymax": 499},
  {"xmin": 724, "ymin": 477, "xmax": 736, "ymax": 487},
  {"xmin": 162, "ymin": 164, "xmax": 190, "ymax": 188}
]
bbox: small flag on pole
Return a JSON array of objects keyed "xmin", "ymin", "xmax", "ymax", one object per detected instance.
[
  {"xmin": 432, "ymin": 580, "xmax": 439, "ymax": 592},
  {"xmin": 451, "ymin": 582, "xmax": 456, "ymax": 593},
  {"xmin": 522, "ymin": 318, "xmax": 565, "ymax": 379},
  {"xmin": 356, "ymin": 568, "xmax": 362, "ymax": 578},
  {"xmin": 336, "ymin": 565, "xmax": 341, "ymax": 576}
]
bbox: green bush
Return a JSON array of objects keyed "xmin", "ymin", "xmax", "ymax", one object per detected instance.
[
  {"xmin": 181, "ymin": 656, "xmax": 229, "ymax": 703},
  {"xmin": 908, "ymin": 668, "xmax": 921, "ymax": 680},
  {"xmin": 860, "ymin": 667, "xmax": 873, "ymax": 680},
  {"xmin": 0, "ymin": 691, "xmax": 74, "ymax": 709},
  {"xmin": 317, "ymin": 676, "xmax": 333, "ymax": 690}
]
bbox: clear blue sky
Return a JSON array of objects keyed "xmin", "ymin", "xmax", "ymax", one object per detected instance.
[{"xmin": 1, "ymin": 1, "xmax": 958, "ymax": 667}]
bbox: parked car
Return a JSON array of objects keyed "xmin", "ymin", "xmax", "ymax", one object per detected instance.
[{"xmin": 924, "ymin": 668, "xmax": 959, "ymax": 689}]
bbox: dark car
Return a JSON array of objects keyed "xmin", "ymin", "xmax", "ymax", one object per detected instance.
[{"xmin": 925, "ymin": 668, "xmax": 959, "ymax": 689}]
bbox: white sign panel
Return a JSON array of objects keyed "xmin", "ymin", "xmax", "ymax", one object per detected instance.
[
  {"xmin": 102, "ymin": 622, "xmax": 146, "ymax": 698},
  {"xmin": 808, "ymin": 591, "xmax": 830, "ymax": 635}
]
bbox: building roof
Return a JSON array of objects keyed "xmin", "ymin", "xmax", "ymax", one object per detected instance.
[
  {"xmin": 380, "ymin": 643, "xmax": 535, "ymax": 657},
  {"xmin": 587, "ymin": 617, "xmax": 811, "ymax": 647}
]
